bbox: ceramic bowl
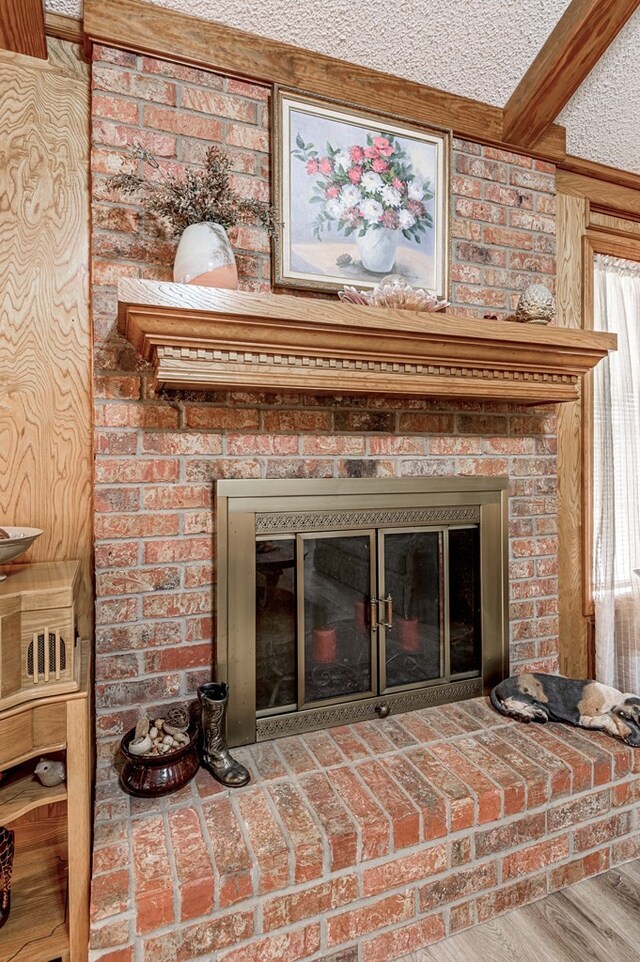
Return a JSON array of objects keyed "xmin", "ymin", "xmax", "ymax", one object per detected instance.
[
  {"xmin": 0, "ymin": 528, "xmax": 43, "ymax": 578},
  {"xmin": 119, "ymin": 724, "xmax": 200, "ymax": 797}
]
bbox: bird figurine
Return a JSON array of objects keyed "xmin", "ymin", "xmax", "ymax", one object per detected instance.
[{"xmin": 34, "ymin": 758, "xmax": 66, "ymax": 787}]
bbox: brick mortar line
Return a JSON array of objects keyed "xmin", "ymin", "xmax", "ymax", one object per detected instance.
[
  {"xmin": 93, "ymin": 95, "xmax": 266, "ymax": 130},
  {"xmin": 91, "ymin": 390, "xmax": 558, "ymax": 423},
  {"xmin": 90, "ymin": 836, "xmax": 604, "ymax": 960},
  {"xmin": 89, "ymin": 799, "xmax": 640, "ymax": 951},
  {"xmin": 216, "ymin": 836, "xmax": 632, "ymax": 960},
  {"xmin": 91, "ymin": 774, "xmax": 640, "ymax": 876}
]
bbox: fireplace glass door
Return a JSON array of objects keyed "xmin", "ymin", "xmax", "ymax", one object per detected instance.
[
  {"xmin": 219, "ymin": 478, "xmax": 508, "ymax": 745},
  {"xmin": 255, "ymin": 523, "xmax": 481, "ymax": 716}
]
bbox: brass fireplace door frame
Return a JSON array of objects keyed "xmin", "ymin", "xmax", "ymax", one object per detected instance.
[{"xmin": 216, "ymin": 478, "xmax": 509, "ymax": 746}]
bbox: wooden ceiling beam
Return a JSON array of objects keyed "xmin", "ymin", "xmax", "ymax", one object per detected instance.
[
  {"xmin": 83, "ymin": 0, "xmax": 566, "ymax": 162},
  {"xmin": 504, "ymin": 0, "xmax": 640, "ymax": 149},
  {"xmin": 0, "ymin": 0, "xmax": 47, "ymax": 59}
]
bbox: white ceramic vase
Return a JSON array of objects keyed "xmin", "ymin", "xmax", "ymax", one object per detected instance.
[
  {"xmin": 356, "ymin": 227, "xmax": 399, "ymax": 274},
  {"xmin": 173, "ymin": 222, "xmax": 239, "ymax": 289}
]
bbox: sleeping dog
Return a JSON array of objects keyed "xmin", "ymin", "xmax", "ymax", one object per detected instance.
[{"xmin": 490, "ymin": 672, "xmax": 640, "ymax": 746}]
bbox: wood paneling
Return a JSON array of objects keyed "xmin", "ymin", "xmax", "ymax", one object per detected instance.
[
  {"xmin": 117, "ymin": 278, "xmax": 615, "ymax": 404},
  {"xmin": 0, "ymin": 0, "xmax": 47, "ymax": 59},
  {"xmin": 83, "ymin": 0, "xmax": 566, "ymax": 161},
  {"xmin": 556, "ymin": 191, "xmax": 590, "ymax": 677},
  {"xmin": 503, "ymin": 0, "xmax": 640, "ymax": 148},
  {"xmin": 0, "ymin": 40, "xmax": 93, "ymax": 637}
]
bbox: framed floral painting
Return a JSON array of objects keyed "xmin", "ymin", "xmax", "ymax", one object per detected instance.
[{"xmin": 272, "ymin": 88, "xmax": 450, "ymax": 298}]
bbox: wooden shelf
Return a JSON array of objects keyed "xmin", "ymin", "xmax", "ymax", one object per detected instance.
[
  {"xmin": 0, "ymin": 638, "xmax": 91, "ymax": 962},
  {"xmin": 0, "ymin": 763, "xmax": 67, "ymax": 825},
  {"xmin": 118, "ymin": 279, "xmax": 617, "ymax": 405},
  {"xmin": 0, "ymin": 821, "xmax": 68, "ymax": 962}
]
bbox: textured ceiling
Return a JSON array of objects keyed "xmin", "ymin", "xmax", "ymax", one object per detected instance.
[
  {"xmin": 46, "ymin": 0, "xmax": 640, "ymax": 173},
  {"xmin": 558, "ymin": 12, "xmax": 640, "ymax": 174}
]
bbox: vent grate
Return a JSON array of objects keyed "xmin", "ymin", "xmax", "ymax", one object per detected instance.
[{"xmin": 27, "ymin": 631, "xmax": 67, "ymax": 679}]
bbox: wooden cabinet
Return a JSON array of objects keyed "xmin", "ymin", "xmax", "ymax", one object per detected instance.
[{"xmin": 0, "ymin": 640, "xmax": 90, "ymax": 962}]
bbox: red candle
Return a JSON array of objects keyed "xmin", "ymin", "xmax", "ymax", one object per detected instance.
[
  {"xmin": 312, "ymin": 626, "xmax": 337, "ymax": 664},
  {"xmin": 398, "ymin": 616, "xmax": 420, "ymax": 652},
  {"xmin": 354, "ymin": 599, "xmax": 368, "ymax": 635}
]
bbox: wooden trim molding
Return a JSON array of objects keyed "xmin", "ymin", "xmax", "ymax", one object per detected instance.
[
  {"xmin": 589, "ymin": 210, "xmax": 640, "ymax": 240},
  {"xmin": 557, "ymin": 169, "xmax": 640, "ymax": 218},
  {"xmin": 503, "ymin": 0, "xmax": 640, "ymax": 149},
  {"xmin": 557, "ymin": 192, "xmax": 590, "ymax": 677},
  {"xmin": 44, "ymin": 12, "xmax": 83, "ymax": 45},
  {"xmin": 83, "ymin": 0, "xmax": 567, "ymax": 161},
  {"xmin": 560, "ymin": 154, "xmax": 640, "ymax": 195},
  {"xmin": 556, "ymin": 202, "xmax": 640, "ymax": 678},
  {"xmin": 0, "ymin": 0, "xmax": 47, "ymax": 59},
  {"xmin": 585, "ymin": 229, "xmax": 640, "ymax": 261},
  {"xmin": 117, "ymin": 279, "xmax": 615, "ymax": 403}
]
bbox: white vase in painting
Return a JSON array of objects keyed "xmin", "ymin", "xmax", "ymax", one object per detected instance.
[
  {"xmin": 356, "ymin": 227, "xmax": 399, "ymax": 274},
  {"xmin": 173, "ymin": 222, "xmax": 239, "ymax": 289}
]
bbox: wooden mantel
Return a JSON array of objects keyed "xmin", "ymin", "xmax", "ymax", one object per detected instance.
[{"xmin": 118, "ymin": 279, "xmax": 616, "ymax": 405}]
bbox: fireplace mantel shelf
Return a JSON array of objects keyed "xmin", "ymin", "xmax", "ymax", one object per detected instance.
[{"xmin": 118, "ymin": 279, "xmax": 616, "ymax": 405}]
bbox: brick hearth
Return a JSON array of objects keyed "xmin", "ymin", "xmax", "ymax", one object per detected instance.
[{"xmin": 89, "ymin": 699, "xmax": 640, "ymax": 962}]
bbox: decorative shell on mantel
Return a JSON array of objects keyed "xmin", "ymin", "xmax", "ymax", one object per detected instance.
[
  {"xmin": 338, "ymin": 275, "xmax": 449, "ymax": 312},
  {"xmin": 513, "ymin": 284, "xmax": 556, "ymax": 325}
]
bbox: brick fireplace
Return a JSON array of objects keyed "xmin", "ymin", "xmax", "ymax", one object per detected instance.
[
  {"xmin": 83, "ymin": 42, "xmax": 617, "ymax": 962},
  {"xmin": 92, "ymin": 45, "xmax": 560, "ymax": 787}
]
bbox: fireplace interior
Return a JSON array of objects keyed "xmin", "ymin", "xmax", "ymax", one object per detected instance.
[{"xmin": 217, "ymin": 478, "xmax": 509, "ymax": 745}]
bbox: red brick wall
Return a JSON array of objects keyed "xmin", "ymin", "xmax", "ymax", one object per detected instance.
[{"xmin": 90, "ymin": 45, "xmax": 559, "ymax": 787}]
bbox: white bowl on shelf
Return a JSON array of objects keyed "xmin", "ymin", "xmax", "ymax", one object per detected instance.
[{"xmin": 0, "ymin": 528, "xmax": 43, "ymax": 579}]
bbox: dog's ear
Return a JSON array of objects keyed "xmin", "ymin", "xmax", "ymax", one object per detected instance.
[{"xmin": 615, "ymin": 698, "xmax": 640, "ymax": 722}]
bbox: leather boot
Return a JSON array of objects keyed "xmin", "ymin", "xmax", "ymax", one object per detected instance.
[{"xmin": 198, "ymin": 682, "xmax": 250, "ymax": 787}]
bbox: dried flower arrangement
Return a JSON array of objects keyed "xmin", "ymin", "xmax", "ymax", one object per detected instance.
[{"xmin": 108, "ymin": 144, "xmax": 278, "ymax": 238}]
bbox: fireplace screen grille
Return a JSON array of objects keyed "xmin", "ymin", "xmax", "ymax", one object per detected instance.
[{"xmin": 217, "ymin": 479, "xmax": 508, "ymax": 746}]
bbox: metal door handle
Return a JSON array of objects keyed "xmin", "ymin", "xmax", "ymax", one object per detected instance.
[
  {"xmin": 369, "ymin": 598, "xmax": 378, "ymax": 631},
  {"xmin": 382, "ymin": 594, "xmax": 393, "ymax": 629}
]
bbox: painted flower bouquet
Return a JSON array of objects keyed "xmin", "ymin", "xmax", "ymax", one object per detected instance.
[{"xmin": 292, "ymin": 132, "xmax": 434, "ymax": 273}]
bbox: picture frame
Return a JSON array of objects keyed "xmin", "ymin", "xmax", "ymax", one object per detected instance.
[{"xmin": 272, "ymin": 87, "xmax": 450, "ymax": 298}]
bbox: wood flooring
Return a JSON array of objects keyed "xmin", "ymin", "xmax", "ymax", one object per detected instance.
[{"xmin": 397, "ymin": 859, "xmax": 640, "ymax": 961}]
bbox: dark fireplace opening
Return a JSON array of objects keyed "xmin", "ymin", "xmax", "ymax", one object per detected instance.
[{"xmin": 217, "ymin": 479, "xmax": 508, "ymax": 746}]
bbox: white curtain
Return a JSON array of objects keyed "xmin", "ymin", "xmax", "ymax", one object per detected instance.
[{"xmin": 593, "ymin": 253, "xmax": 640, "ymax": 692}]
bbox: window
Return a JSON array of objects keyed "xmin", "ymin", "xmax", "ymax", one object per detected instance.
[{"xmin": 592, "ymin": 254, "xmax": 640, "ymax": 690}]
